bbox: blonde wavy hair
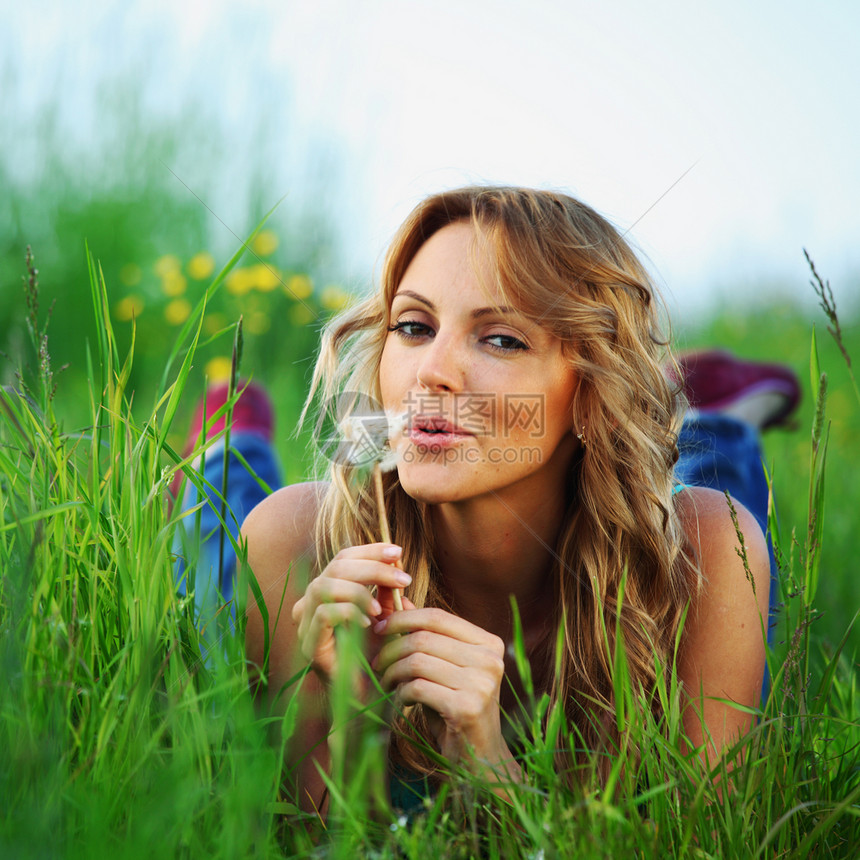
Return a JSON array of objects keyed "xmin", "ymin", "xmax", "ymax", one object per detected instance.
[{"xmin": 306, "ymin": 185, "xmax": 694, "ymax": 783}]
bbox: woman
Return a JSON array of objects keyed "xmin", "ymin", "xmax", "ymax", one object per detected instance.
[{"xmin": 241, "ymin": 186, "xmax": 771, "ymax": 812}]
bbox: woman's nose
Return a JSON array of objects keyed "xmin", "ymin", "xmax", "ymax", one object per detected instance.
[{"xmin": 415, "ymin": 335, "xmax": 464, "ymax": 392}]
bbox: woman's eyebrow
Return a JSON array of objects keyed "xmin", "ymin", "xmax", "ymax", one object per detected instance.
[
  {"xmin": 471, "ymin": 306, "xmax": 517, "ymax": 319},
  {"xmin": 392, "ymin": 291, "xmax": 517, "ymax": 319},
  {"xmin": 392, "ymin": 290, "xmax": 435, "ymax": 310}
]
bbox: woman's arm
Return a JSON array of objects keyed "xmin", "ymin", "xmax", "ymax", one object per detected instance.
[
  {"xmin": 242, "ymin": 482, "xmax": 413, "ymax": 812},
  {"xmin": 675, "ymin": 486, "xmax": 771, "ymax": 765},
  {"xmin": 242, "ymin": 482, "xmax": 330, "ymax": 812}
]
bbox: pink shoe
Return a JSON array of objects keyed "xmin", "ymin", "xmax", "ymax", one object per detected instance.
[
  {"xmin": 186, "ymin": 380, "xmax": 274, "ymax": 446},
  {"xmin": 169, "ymin": 380, "xmax": 274, "ymax": 504},
  {"xmin": 677, "ymin": 350, "xmax": 801, "ymax": 430}
]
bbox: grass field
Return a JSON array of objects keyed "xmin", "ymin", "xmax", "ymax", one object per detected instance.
[{"xmin": 1, "ymin": 230, "xmax": 858, "ymax": 857}]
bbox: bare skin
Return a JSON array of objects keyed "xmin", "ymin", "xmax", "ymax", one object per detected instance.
[{"xmin": 674, "ymin": 487, "xmax": 771, "ymax": 763}]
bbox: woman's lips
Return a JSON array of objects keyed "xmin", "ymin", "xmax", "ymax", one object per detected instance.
[{"xmin": 408, "ymin": 416, "xmax": 473, "ymax": 448}]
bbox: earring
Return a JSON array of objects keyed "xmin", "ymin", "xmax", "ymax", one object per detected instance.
[{"xmin": 576, "ymin": 425, "xmax": 586, "ymax": 446}]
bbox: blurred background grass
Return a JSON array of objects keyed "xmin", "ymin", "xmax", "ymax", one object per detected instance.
[
  {"xmin": 1, "ymin": 71, "xmax": 857, "ymax": 657},
  {"xmin": 0, "ymin": 74, "xmax": 347, "ymax": 486}
]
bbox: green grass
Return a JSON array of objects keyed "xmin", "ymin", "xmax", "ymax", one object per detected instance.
[{"xmin": 1, "ymin": 246, "xmax": 858, "ymax": 858}]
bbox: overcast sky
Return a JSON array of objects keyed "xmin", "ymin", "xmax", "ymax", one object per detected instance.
[{"xmin": 5, "ymin": 0, "xmax": 859, "ymax": 317}]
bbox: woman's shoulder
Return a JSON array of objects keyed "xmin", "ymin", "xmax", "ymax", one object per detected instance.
[
  {"xmin": 673, "ymin": 485, "xmax": 769, "ymax": 599},
  {"xmin": 242, "ymin": 481, "xmax": 329, "ymax": 706},
  {"xmin": 671, "ymin": 491, "xmax": 771, "ymax": 757},
  {"xmin": 673, "ymin": 484, "xmax": 760, "ymax": 542},
  {"xmin": 241, "ymin": 481, "xmax": 329, "ymax": 582},
  {"xmin": 243, "ymin": 480, "xmax": 328, "ymax": 534}
]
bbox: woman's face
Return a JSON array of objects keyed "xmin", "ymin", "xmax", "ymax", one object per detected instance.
[{"xmin": 379, "ymin": 221, "xmax": 579, "ymax": 507}]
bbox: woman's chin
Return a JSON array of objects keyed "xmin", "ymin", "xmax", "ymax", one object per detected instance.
[
  {"xmin": 396, "ymin": 475, "xmax": 457, "ymax": 506},
  {"xmin": 394, "ymin": 464, "xmax": 469, "ymax": 506}
]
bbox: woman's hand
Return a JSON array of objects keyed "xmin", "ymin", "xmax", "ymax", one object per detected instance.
[
  {"xmin": 291, "ymin": 543, "xmax": 412, "ymax": 683},
  {"xmin": 373, "ymin": 607, "xmax": 518, "ymax": 778}
]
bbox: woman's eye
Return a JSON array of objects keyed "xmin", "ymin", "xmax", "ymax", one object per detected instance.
[
  {"xmin": 388, "ymin": 320, "xmax": 433, "ymax": 340},
  {"xmin": 484, "ymin": 333, "xmax": 529, "ymax": 353}
]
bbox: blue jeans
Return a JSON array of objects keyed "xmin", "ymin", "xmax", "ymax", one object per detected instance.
[{"xmin": 174, "ymin": 432, "xmax": 283, "ymax": 633}]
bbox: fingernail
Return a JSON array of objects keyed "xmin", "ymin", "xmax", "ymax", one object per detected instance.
[
  {"xmin": 373, "ymin": 618, "xmax": 388, "ymax": 634},
  {"xmin": 382, "ymin": 545, "xmax": 402, "ymax": 559},
  {"xmin": 394, "ymin": 571, "xmax": 412, "ymax": 586},
  {"xmin": 370, "ymin": 599, "xmax": 382, "ymax": 616},
  {"xmin": 360, "ymin": 615, "xmax": 372, "ymax": 628}
]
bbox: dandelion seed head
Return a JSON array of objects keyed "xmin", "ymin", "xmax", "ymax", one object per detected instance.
[
  {"xmin": 338, "ymin": 410, "xmax": 406, "ymax": 470},
  {"xmin": 387, "ymin": 410, "xmax": 408, "ymax": 439},
  {"xmin": 377, "ymin": 447, "xmax": 401, "ymax": 472}
]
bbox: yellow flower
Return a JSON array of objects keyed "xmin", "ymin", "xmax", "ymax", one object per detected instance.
[
  {"xmin": 204, "ymin": 312, "xmax": 228, "ymax": 335},
  {"xmin": 114, "ymin": 294, "xmax": 144, "ymax": 321},
  {"xmin": 245, "ymin": 311, "xmax": 271, "ymax": 335},
  {"xmin": 205, "ymin": 356, "xmax": 233, "ymax": 382},
  {"xmin": 252, "ymin": 230, "xmax": 279, "ymax": 256},
  {"xmin": 154, "ymin": 255, "xmax": 181, "ymax": 277},
  {"xmin": 320, "ymin": 284, "xmax": 351, "ymax": 312},
  {"xmin": 285, "ymin": 273, "xmax": 313, "ymax": 300},
  {"xmin": 161, "ymin": 270, "xmax": 187, "ymax": 297},
  {"xmin": 288, "ymin": 303, "xmax": 315, "ymax": 327},
  {"xmin": 226, "ymin": 268, "xmax": 254, "ymax": 295},
  {"xmin": 249, "ymin": 263, "xmax": 281, "ymax": 292},
  {"xmin": 120, "ymin": 263, "xmax": 142, "ymax": 287},
  {"xmin": 187, "ymin": 252, "xmax": 215, "ymax": 280},
  {"xmin": 164, "ymin": 298, "xmax": 192, "ymax": 326}
]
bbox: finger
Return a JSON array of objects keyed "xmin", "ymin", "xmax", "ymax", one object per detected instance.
[
  {"xmin": 292, "ymin": 594, "xmax": 306, "ymax": 625},
  {"xmin": 295, "ymin": 585, "xmax": 372, "ymax": 644},
  {"xmin": 328, "ymin": 543, "xmax": 403, "ymax": 566},
  {"xmin": 303, "ymin": 602, "xmax": 371, "ymax": 657},
  {"xmin": 321, "ymin": 557, "xmax": 413, "ymax": 592},
  {"xmin": 393, "ymin": 677, "xmax": 483, "ymax": 720},
  {"xmin": 305, "ymin": 576, "xmax": 383, "ymax": 618},
  {"xmin": 381, "ymin": 651, "xmax": 467, "ymax": 693},
  {"xmin": 375, "ymin": 608, "xmax": 504, "ymax": 653},
  {"xmin": 376, "ymin": 629, "xmax": 499, "ymax": 676}
]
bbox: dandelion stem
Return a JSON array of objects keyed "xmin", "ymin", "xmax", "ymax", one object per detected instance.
[{"xmin": 373, "ymin": 463, "xmax": 404, "ymax": 612}]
